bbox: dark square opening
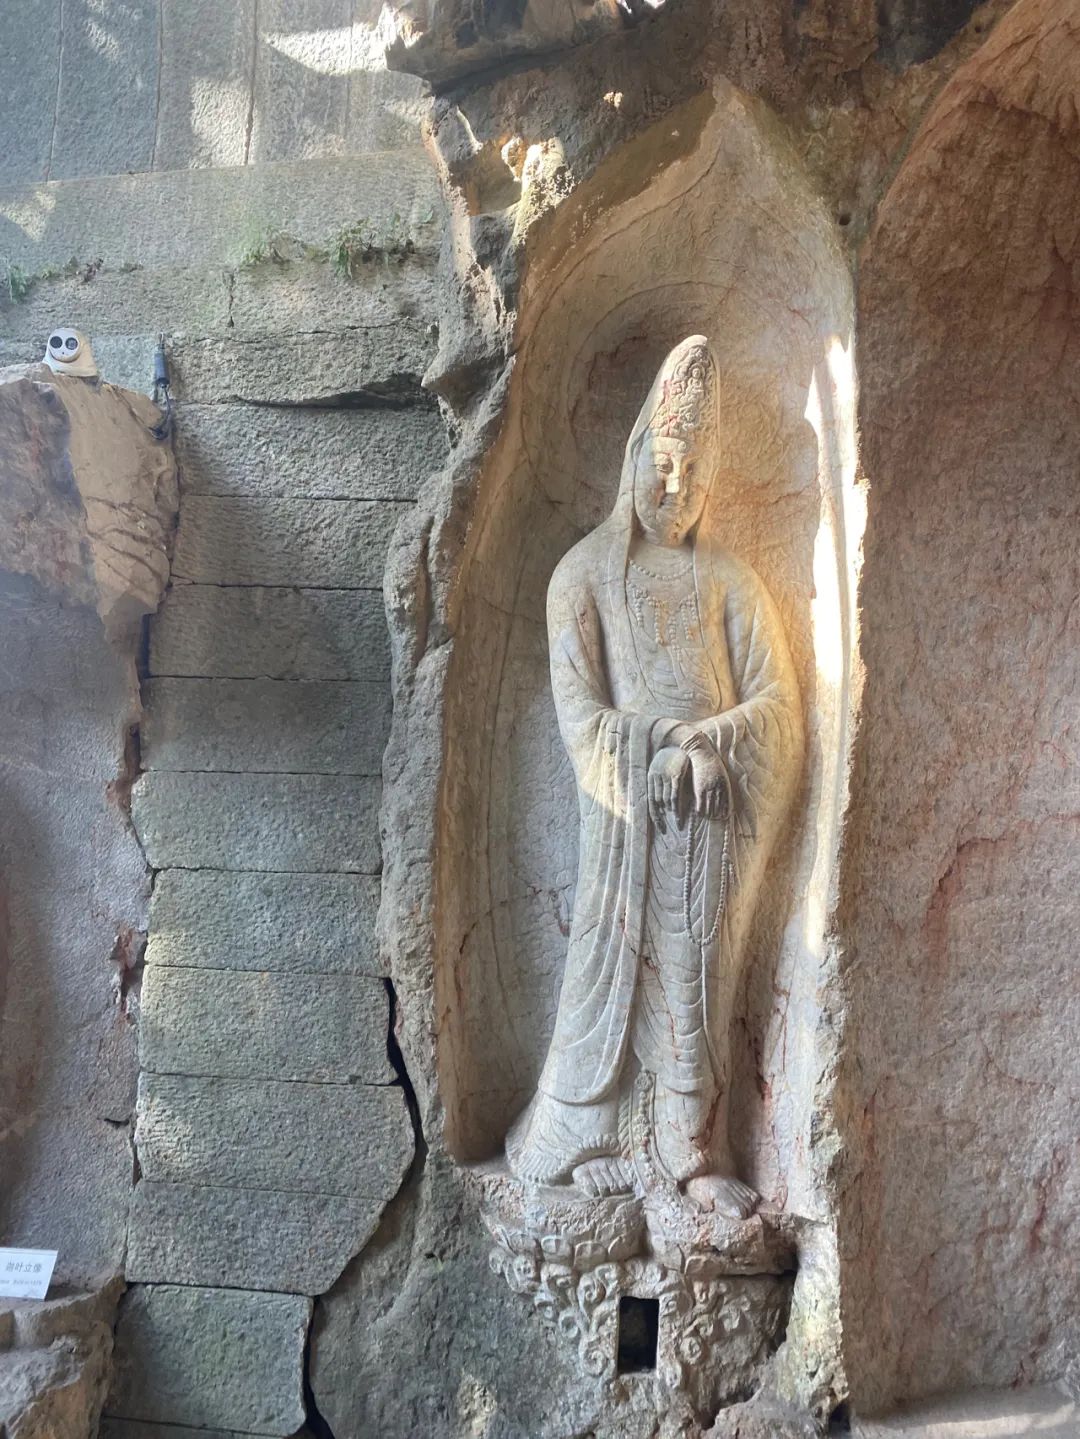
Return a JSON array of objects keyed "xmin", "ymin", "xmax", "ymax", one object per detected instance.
[{"xmin": 617, "ymin": 1295, "xmax": 659, "ymax": 1373}]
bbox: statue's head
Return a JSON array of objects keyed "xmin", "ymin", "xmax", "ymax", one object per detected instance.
[{"xmin": 628, "ymin": 336, "xmax": 717, "ymax": 547}]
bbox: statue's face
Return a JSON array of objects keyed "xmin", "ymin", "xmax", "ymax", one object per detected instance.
[{"xmin": 632, "ymin": 432, "xmax": 708, "ymax": 546}]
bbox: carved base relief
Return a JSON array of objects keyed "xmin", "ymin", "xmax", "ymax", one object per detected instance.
[{"xmin": 478, "ymin": 1167, "xmax": 794, "ymax": 1423}]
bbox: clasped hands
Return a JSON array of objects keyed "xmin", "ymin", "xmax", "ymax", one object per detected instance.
[{"xmin": 647, "ymin": 731, "xmax": 728, "ymax": 830}]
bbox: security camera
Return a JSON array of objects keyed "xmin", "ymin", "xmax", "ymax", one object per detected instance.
[{"xmin": 43, "ymin": 327, "xmax": 99, "ymax": 379}]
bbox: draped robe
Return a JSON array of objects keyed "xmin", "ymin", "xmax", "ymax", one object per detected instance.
[{"xmin": 506, "ymin": 513, "xmax": 802, "ymax": 1188}]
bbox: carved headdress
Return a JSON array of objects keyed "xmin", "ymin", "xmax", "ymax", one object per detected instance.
[
  {"xmin": 643, "ymin": 335, "xmax": 717, "ymax": 446},
  {"xmin": 614, "ymin": 334, "xmax": 720, "ymax": 519}
]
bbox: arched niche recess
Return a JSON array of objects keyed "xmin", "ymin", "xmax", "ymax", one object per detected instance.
[{"xmin": 435, "ymin": 80, "xmax": 861, "ymax": 1221}]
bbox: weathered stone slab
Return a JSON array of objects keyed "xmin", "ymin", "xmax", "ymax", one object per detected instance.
[
  {"xmin": 0, "ymin": 1112, "xmax": 132, "ymax": 1290},
  {"xmin": 136, "ymin": 1075, "xmax": 413, "ymax": 1197},
  {"xmin": 126, "ymin": 1181, "xmax": 384, "ymax": 1294},
  {"xmin": 155, "ymin": 0, "xmax": 256, "ymax": 170},
  {"xmin": 146, "ymin": 871, "xmax": 381, "ymax": 974},
  {"xmin": 50, "ymin": 0, "xmax": 159, "ymax": 180},
  {"xmin": 174, "ymin": 404, "xmax": 445, "ymax": 501},
  {"xmin": 0, "ymin": 267, "xmax": 233, "ymax": 347},
  {"xmin": 249, "ymin": 0, "xmax": 352, "ymax": 165},
  {"xmin": 228, "ymin": 251, "xmax": 437, "ymax": 337},
  {"xmin": 131, "ymin": 772, "xmax": 381, "ymax": 873},
  {"xmin": 0, "ymin": 153, "xmax": 439, "ymax": 272},
  {"xmin": 139, "ymin": 967, "xmax": 392, "ymax": 1083},
  {"xmin": 172, "ymin": 327, "xmax": 431, "ymax": 405},
  {"xmin": 141, "ymin": 678, "xmax": 390, "ymax": 776},
  {"xmin": 171, "ymin": 497, "xmax": 407, "ymax": 588},
  {"xmin": 107, "ymin": 1284, "xmax": 309, "ymax": 1434},
  {"xmin": 149, "ymin": 586, "xmax": 391, "ymax": 683},
  {"xmin": 0, "ymin": 0, "xmax": 61, "ymax": 185},
  {"xmin": 346, "ymin": 60, "xmax": 428, "ymax": 153}
]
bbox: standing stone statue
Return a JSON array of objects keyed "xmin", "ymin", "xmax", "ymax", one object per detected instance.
[{"xmin": 506, "ymin": 336, "xmax": 803, "ymax": 1219}]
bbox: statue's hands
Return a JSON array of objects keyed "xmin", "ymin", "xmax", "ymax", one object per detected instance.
[
  {"xmin": 687, "ymin": 738, "xmax": 729, "ymax": 821},
  {"xmin": 647, "ymin": 747, "xmax": 690, "ymax": 831}
]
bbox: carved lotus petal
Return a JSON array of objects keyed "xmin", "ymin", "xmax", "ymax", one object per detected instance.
[
  {"xmin": 683, "ymin": 1253, "xmax": 714, "ymax": 1282},
  {"xmin": 574, "ymin": 1240, "xmax": 608, "ymax": 1271},
  {"xmin": 540, "ymin": 1235, "xmax": 573, "ymax": 1262},
  {"xmin": 607, "ymin": 1233, "xmax": 637, "ymax": 1262}
]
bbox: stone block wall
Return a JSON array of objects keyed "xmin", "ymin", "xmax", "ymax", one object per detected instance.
[
  {"xmin": 0, "ymin": 0, "xmax": 423, "ymax": 187},
  {"xmin": 102, "ymin": 232, "xmax": 444, "ymax": 1437},
  {"xmin": 0, "ymin": 4, "xmax": 447, "ymax": 1433}
]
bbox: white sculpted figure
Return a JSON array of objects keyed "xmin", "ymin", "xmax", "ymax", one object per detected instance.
[{"xmin": 506, "ymin": 337, "xmax": 803, "ymax": 1219}]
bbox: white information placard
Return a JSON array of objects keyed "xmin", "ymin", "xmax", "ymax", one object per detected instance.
[{"xmin": 0, "ymin": 1248, "xmax": 57, "ymax": 1300}]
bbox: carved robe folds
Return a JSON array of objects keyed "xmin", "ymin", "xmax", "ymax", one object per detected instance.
[{"xmin": 507, "ymin": 363, "xmax": 802, "ymax": 1199}]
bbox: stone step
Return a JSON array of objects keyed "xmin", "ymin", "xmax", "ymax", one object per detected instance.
[
  {"xmin": 170, "ymin": 326, "xmax": 431, "ymax": 405},
  {"xmin": 0, "ymin": 255, "xmax": 437, "ymax": 352},
  {"xmin": 173, "ymin": 403, "xmax": 445, "ymax": 503},
  {"xmin": 101, "ymin": 1423, "xmax": 316, "ymax": 1439},
  {"xmin": 126, "ymin": 1181, "xmax": 387, "ymax": 1295},
  {"xmin": 102, "ymin": 1422, "xmax": 315, "ymax": 1439},
  {"xmin": 106, "ymin": 1285, "xmax": 310, "ymax": 1436}
]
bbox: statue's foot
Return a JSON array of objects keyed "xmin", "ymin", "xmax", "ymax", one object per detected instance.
[
  {"xmin": 571, "ymin": 1157, "xmax": 636, "ymax": 1198},
  {"xmin": 684, "ymin": 1173, "xmax": 759, "ymax": 1220}
]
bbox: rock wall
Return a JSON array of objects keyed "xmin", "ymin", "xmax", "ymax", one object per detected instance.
[
  {"xmin": 0, "ymin": 367, "xmax": 177, "ymax": 1295},
  {"xmin": 0, "ymin": 4, "xmax": 446, "ymax": 1435},
  {"xmin": 840, "ymin": 0, "xmax": 1080, "ymax": 1410},
  {"xmin": 2, "ymin": 0, "xmax": 1079, "ymax": 1435}
]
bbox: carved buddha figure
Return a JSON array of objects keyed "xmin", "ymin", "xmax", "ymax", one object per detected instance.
[{"xmin": 506, "ymin": 336, "xmax": 803, "ymax": 1218}]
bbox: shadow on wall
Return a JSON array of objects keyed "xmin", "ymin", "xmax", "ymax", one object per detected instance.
[
  {"xmin": 842, "ymin": 0, "xmax": 1080, "ymax": 1411},
  {"xmin": 432, "ymin": 81, "xmax": 862, "ymax": 1226},
  {"xmin": 0, "ymin": 0, "xmax": 421, "ymax": 193}
]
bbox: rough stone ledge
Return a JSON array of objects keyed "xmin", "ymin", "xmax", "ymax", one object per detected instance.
[
  {"xmin": 149, "ymin": 586, "xmax": 391, "ymax": 684},
  {"xmin": 0, "ymin": 1281, "xmax": 123, "ymax": 1351},
  {"xmin": 106, "ymin": 1284, "xmax": 311, "ymax": 1435},
  {"xmin": 0, "ymin": 152, "xmax": 440, "ymax": 271},
  {"xmin": 126, "ymin": 1181, "xmax": 387, "ymax": 1295},
  {"xmin": 0, "ymin": 1282, "xmax": 122, "ymax": 1439},
  {"xmin": 850, "ymin": 1383, "xmax": 1079, "ymax": 1435},
  {"xmin": 135, "ymin": 1074, "xmax": 414, "ymax": 1198},
  {"xmin": 146, "ymin": 871, "xmax": 382, "ymax": 976},
  {"xmin": 139, "ymin": 967, "xmax": 393, "ymax": 1084},
  {"xmin": 141, "ymin": 678, "xmax": 391, "ymax": 777},
  {"xmin": 131, "ymin": 772, "xmax": 382, "ymax": 873}
]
